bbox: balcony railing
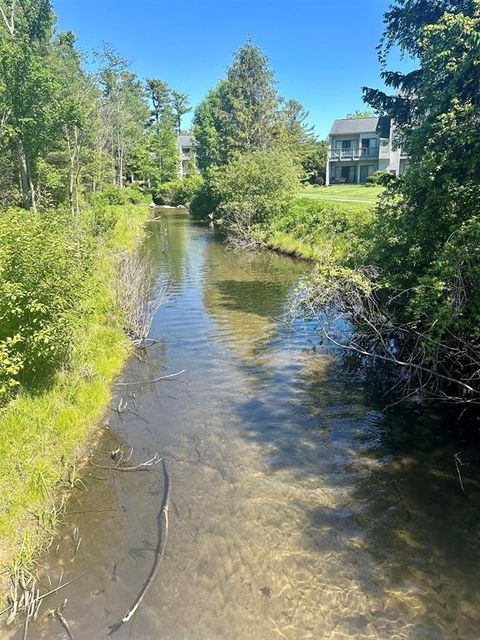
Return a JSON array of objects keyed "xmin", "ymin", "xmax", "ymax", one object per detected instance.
[{"xmin": 329, "ymin": 147, "xmax": 380, "ymax": 160}]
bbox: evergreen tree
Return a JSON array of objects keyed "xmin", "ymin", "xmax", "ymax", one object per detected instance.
[
  {"xmin": 276, "ymin": 98, "xmax": 317, "ymax": 162},
  {"xmin": 171, "ymin": 89, "xmax": 191, "ymax": 135},
  {"xmin": 223, "ymin": 39, "xmax": 279, "ymax": 154},
  {"xmin": 194, "ymin": 40, "xmax": 317, "ymax": 175},
  {"xmin": 193, "ymin": 40, "xmax": 281, "ymax": 169},
  {"xmin": 192, "ymin": 81, "xmax": 229, "ymax": 172},
  {"xmin": 146, "ymin": 78, "xmax": 171, "ymax": 125}
]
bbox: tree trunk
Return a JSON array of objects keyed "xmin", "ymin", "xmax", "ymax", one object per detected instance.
[
  {"xmin": 118, "ymin": 135, "xmax": 125, "ymax": 188},
  {"xmin": 17, "ymin": 140, "xmax": 36, "ymax": 211}
]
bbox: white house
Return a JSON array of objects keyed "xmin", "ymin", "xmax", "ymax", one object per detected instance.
[
  {"xmin": 176, "ymin": 135, "xmax": 195, "ymax": 179},
  {"xmin": 326, "ymin": 116, "xmax": 409, "ymax": 185}
]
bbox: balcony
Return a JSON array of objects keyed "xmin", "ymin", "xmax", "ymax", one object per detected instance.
[{"xmin": 329, "ymin": 147, "xmax": 380, "ymax": 161}]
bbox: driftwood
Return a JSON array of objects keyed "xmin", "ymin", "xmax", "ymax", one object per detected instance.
[
  {"xmin": 1, "ymin": 575, "xmax": 80, "ymax": 640},
  {"xmin": 90, "ymin": 452, "xmax": 162, "ymax": 473},
  {"xmin": 108, "ymin": 458, "xmax": 170, "ymax": 634},
  {"xmin": 55, "ymin": 609, "xmax": 76, "ymax": 640},
  {"xmin": 115, "ymin": 369, "xmax": 186, "ymax": 388}
]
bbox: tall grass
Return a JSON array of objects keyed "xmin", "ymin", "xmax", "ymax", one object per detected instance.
[
  {"xmin": 264, "ymin": 197, "xmax": 375, "ymax": 263},
  {"xmin": 0, "ymin": 204, "xmax": 149, "ymax": 585}
]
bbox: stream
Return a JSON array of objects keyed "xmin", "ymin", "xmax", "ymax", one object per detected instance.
[{"xmin": 8, "ymin": 209, "xmax": 480, "ymax": 639}]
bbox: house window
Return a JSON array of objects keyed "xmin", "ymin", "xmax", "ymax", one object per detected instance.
[
  {"xmin": 334, "ymin": 140, "xmax": 352, "ymax": 149},
  {"xmin": 334, "ymin": 165, "xmax": 355, "ymax": 183},
  {"xmin": 361, "ymin": 138, "xmax": 378, "ymax": 157},
  {"xmin": 360, "ymin": 165, "xmax": 376, "ymax": 183}
]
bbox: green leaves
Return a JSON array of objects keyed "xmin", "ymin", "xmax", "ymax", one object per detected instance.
[
  {"xmin": 193, "ymin": 40, "xmax": 315, "ymax": 172},
  {"xmin": 213, "ymin": 149, "xmax": 300, "ymax": 228},
  {"xmin": 0, "ymin": 208, "xmax": 93, "ymax": 397},
  {"xmin": 356, "ymin": 0, "xmax": 480, "ymax": 391}
]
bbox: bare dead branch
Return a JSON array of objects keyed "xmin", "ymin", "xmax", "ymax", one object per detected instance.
[
  {"xmin": 293, "ymin": 264, "xmax": 480, "ymax": 405},
  {"xmin": 454, "ymin": 452, "xmax": 466, "ymax": 494},
  {"xmin": 54, "ymin": 609, "xmax": 76, "ymax": 640},
  {"xmin": 1, "ymin": 574, "xmax": 80, "ymax": 625},
  {"xmin": 90, "ymin": 452, "xmax": 162, "ymax": 473},
  {"xmin": 116, "ymin": 253, "xmax": 169, "ymax": 345},
  {"xmin": 108, "ymin": 458, "xmax": 170, "ymax": 634},
  {"xmin": 115, "ymin": 369, "xmax": 186, "ymax": 387}
]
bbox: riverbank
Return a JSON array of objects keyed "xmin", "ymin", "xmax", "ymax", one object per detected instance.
[
  {"xmin": 0, "ymin": 203, "xmax": 150, "ymax": 586},
  {"xmin": 262, "ymin": 196, "xmax": 375, "ymax": 262}
]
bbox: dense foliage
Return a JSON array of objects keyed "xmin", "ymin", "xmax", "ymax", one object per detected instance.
[
  {"xmin": 295, "ymin": 0, "xmax": 480, "ymax": 402},
  {"xmin": 0, "ymin": 0, "xmax": 198, "ymax": 403},
  {"xmin": 0, "ymin": 0, "xmax": 194, "ymax": 407},
  {"xmin": 191, "ymin": 40, "xmax": 324, "ymax": 237},
  {"xmin": 195, "ymin": 150, "xmax": 299, "ymax": 246},
  {"xmin": 362, "ymin": 0, "xmax": 480, "ymax": 399},
  {"xmin": 155, "ymin": 173, "xmax": 204, "ymax": 207},
  {"xmin": 0, "ymin": 3, "xmax": 192, "ymax": 212},
  {"xmin": 0, "ymin": 210, "xmax": 92, "ymax": 402}
]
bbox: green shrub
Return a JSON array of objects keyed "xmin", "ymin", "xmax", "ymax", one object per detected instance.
[
  {"xmin": 155, "ymin": 181, "xmax": 177, "ymax": 206},
  {"xmin": 123, "ymin": 184, "xmax": 150, "ymax": 204},
  {"xmin": 190, "ymin": 176, "xmax": 221, "ymax": 220},
  {"xmin": 0, "ymin": 335, "xmax": 23, "ymax": 403},
  {"xmin": 366, "ymin": 170, "xmax": 395, "ymax": 186},
  {"xmin": 215, "ymin": 150, "xmax": 300, "ymax": 227},
  {"xmin": 0, "ymin": 209, "xmax": 93, "ymax": 401},
  {"xmin": 85, "ymin": 185, "xmax": 149, "ymax": 235},
  {"xmin": 155, "ymin": 174, "xmax": 204, "ymax": 206},
  {"xmin": 175, "ymin": 174, "xmax": 204, "ymax": 205},
  {"xmin": 88, "ymin": 184, "xmax": 149, "ymax": 207},
  {"xmin": 90, "ymin": 184, "xmax": 127, "ymax": 206}
]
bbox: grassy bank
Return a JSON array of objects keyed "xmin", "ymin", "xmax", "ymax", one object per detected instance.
[
  {"xmin": 297, "ymin": 184, "xmax": 384, "ymax": 204},
  {"xmin": 0, "ymin": 203, "xmax": 150, "ymax": 580},
  {"xmin": 264, "ymin": 197, "xmax": 375, "ymax": 262}
]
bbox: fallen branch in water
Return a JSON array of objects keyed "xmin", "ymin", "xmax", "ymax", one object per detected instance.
[
  {"xmin": 115, "ymin": 369, "xmax": 186, "ymax": 387},
  {"xmin": 55, "ymin": 609, "xmax": 76, "ymax": 640},
  {"xmin": 108, "ymin": 458, "xmax": 170, "ymax": 634},
  {"xmin": 0, "ymin": 575, "xmax": 80, "ymax": 625},
  {"xmin": 454, "ymin": 451, "xmax": 466, "ymax": 494},
  {"xmin": 90, "ymin": 452, "xmax": 162, "ymax": 473}
]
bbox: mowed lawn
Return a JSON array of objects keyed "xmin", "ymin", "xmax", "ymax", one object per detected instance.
[{"xmin": 297, "ymin": 184, "xmax": 384, "ymax": 204}]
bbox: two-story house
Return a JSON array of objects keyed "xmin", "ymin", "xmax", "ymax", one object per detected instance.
[
  {"xmin": 325, "ymin": 116, "xmax": 408, "ymax": 185},
  {"xmin": 176, "ymin": 135, "xmax": 195, "ymax": 179}
]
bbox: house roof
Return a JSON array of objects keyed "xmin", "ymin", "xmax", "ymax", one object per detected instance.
[
  {"xmin": 177, "ymin": 135, "xmax": 194, "ymax": 149},
  {"xmin": 329, "ymin": 117, "xmax": 380, "ymax": 135}
]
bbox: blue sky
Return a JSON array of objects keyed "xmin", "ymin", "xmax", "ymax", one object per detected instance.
[{"xmin": 55, "ymin": 0, "xmax": 413, "ymax": 139}]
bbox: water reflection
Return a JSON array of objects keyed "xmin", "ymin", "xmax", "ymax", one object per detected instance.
[
  {"xmin": 7, "ymin": 210, "xmax": 480, "ymax": 640},
  {"xmin": 202, "ymin": 239, "xmax": 305, "ymax": 361}
]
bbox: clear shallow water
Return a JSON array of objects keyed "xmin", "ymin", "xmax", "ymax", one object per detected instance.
[{"xmin": 7, "ymin": 210, "xmax": 480, "ymax": 639}]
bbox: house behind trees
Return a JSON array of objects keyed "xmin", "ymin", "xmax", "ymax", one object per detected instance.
[
  {"xmin": 326, "ymin": 117, "xmax": 409, "ymax": 185},
  {"xmin": 177, "ymin": 135, "xmax": 195, "ymax": 178}
]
